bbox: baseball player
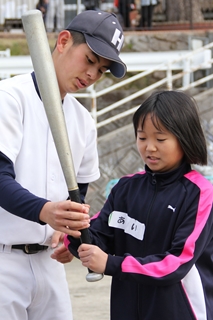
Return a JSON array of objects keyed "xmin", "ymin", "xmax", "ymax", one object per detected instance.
[
  {"xmin": 45, "ymin": 0, "xmax": 65, "ymax": 32},
  {"xmin": 0, "ymin": 10, "xmax": 126, "ymax": 320}
]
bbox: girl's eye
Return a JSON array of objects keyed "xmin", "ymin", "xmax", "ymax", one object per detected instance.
[
  {"xmin": 139, "ymin": 137, "xmax": 146, "ymax": 141},
  {"xmin": 157, "ymin": 139, "xmax": 166, "ymax": 142}
]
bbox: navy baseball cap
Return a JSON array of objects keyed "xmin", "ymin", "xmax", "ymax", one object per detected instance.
[{"xmin": 66, "ymin": 10, "xmax": 127, "ymax": 78}]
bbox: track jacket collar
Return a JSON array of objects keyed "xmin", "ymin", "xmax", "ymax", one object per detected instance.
[{"xmin": 145, "ymin": 161, "xmax": 191, "ymax": 187}]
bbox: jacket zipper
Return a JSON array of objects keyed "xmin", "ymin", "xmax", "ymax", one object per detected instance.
[{"xmin": 143, "ymin": 173, "xmax": 157, "ymax": 255}]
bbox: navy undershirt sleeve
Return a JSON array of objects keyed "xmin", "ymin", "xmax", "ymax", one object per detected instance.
[
  {"xmin": 0, "ymin": 152, "xmax": 89, "ymax": 223},
  {"xmin": 0, "ymin": 152, "xmax": 49, "ymax": 223}
]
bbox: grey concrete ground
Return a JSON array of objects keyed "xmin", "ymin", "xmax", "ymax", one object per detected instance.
[{"xmin": 65, "ymin": 258, "xmax": 111, "ymax": 320}]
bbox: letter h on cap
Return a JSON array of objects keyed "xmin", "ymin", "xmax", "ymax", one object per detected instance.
[{"xmin": 111, "ymin": 29, "xmax": 124, "ymax": 52}]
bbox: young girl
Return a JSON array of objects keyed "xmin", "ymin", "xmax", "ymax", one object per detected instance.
[{"xmin": 65, "ymin": 90, "xmax": 213, "ymax": 320}]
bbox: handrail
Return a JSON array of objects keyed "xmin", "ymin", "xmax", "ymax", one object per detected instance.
[
  {"xmin": 72, "ymin": 42, "xmax": 213, "ymax": 132},
  {"xmin": 0, "ymin": 43, "xmax": 212, "ymax": 135},
  {"xmin": 0, "ymin": 48, "xmax": 10, "ymax": 57}
]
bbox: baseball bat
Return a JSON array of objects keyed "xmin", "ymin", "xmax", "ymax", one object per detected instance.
[{"xmin": 21, "ymin": 9, "xmax": 103, "ymax": 282}]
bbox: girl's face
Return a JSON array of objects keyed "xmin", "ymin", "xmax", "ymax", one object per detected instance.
[{"xmin": 136, "ymin": 114, "xmax": 184, "ymax": 173}]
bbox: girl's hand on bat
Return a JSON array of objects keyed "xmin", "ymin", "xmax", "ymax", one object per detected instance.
[{"xmin": 78, "ymin": 243, "xmax": 108, "ymax": 274}]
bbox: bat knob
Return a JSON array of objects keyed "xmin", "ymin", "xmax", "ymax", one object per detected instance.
[{"xmin": 86, "ymin": 272, "xmax": 104, "ymax": 282}]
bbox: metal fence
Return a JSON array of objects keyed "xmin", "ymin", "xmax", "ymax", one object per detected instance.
[
  {"xmin": 71, "ymin": 42, "xmax": 213, "ymax": 130},
  {"xmin": 1, "ymin": 40, "xmax": 212, "ymax": 131}
]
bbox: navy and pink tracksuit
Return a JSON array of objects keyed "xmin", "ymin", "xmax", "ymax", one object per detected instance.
[{"xmin": 65, "ymin": 162, "xmax": 213, "ymax": 320}]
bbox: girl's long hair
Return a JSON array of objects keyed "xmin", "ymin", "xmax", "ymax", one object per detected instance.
[{"xmin": 133, "ymin": 90, "xmax": 207, "ymax": 165}]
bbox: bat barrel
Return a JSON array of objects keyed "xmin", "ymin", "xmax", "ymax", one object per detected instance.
[{"xmin": 22, "ymin": 10, "xmax": 77, "ymax": 192}]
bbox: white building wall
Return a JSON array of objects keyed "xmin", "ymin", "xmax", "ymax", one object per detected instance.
[{"xmin": 0, "ymin": 0, "xmax": 37, "ymax": 24}]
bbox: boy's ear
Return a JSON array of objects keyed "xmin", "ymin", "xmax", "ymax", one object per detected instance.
[{"xmin": 56, "ymin": 30, "xmax": 73, "ymax": 52}]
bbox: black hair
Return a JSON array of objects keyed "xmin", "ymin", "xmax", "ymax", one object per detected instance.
[
  {"xmin": 132, "ymin": 90, "xmax": 207, "ymax": 165},
  {"xmin": 53, "ymin": 30, "xmax": 86, "ymax": 51},
  {"xmin": 66, "ymin": 30, "xmax": 86, "ymax": 45}
]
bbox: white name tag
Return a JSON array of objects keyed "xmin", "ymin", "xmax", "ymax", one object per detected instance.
[{"xmin": 108, "ymin": 211, "xmax": 145, "ymax": 240}]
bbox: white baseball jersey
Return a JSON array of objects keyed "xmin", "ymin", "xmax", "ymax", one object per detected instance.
[{"xmin": 0, "ymin": 73, "xmax": 100, "ymax": 245}]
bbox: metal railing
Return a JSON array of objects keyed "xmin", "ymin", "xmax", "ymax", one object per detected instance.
[
  {"xmin": 0, "ymin": 42, "xmax": 213, "ymax": 134},
  {"xmin": 72, "ymin": 42, "xmax": 213, "ymax": 132}
]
